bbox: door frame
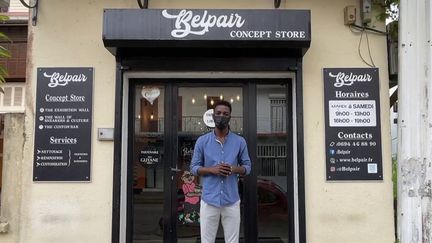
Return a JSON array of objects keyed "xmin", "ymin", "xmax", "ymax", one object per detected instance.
[{"xmin": 113, "ymin": 71, "xmax": 305, "ymax": 243}]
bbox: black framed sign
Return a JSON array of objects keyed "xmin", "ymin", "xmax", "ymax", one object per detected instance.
[
  {"xmin": 33, "ymin": 67, "xmax": 93, "ymax": 181},
  {"xmin": 139, "ymin": 147, "xmax": 161, "ymax": 167},
  {"xmin": 324, "ymin": 68, "xmax": 382, "ymax": 180},
  {"xmin": 104, "ymin": 9, "xmax": 310, "ymax": 41},
  {"xmin": 103, "ymin": 9, "xmax": 311, "ymax": 54}
]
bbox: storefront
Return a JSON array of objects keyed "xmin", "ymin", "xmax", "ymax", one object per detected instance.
[
  {"xmin": 0, "ymin": 1, "xmax": 395, "ymax": 243},
  {"xmin": 103, "ymin": 8, "xmax": 309, "ymax": 242}
]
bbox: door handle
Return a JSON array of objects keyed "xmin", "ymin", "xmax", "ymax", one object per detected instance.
[
  {"xmin": 170, "ymin": 167, "xmax": 181, "ymax": 173},
  {"xmin": 170, "ymin": 166, "xmax": 181, "ymax": 180}
]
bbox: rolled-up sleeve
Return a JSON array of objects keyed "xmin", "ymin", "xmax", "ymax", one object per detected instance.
[
  {"xmin": 239, "ymin": 139, "xmax": 252, "ymax": 175},
  {"xmin": 190, "ymin": 138, "xmax": 203, "ymax": 176}
]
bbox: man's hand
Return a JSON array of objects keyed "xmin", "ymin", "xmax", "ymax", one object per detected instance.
[
  {"xmin": 213, "ymin": 162, "xmax": 232, "ymax": 177},
  {"xmin": 198, "ymin": 162, "xmax": 245, "ymax": 176}
]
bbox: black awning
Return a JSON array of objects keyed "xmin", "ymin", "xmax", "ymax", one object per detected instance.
[{"xmin": 103, "ymin": 9, "xmax": 311, "ymax": 58}]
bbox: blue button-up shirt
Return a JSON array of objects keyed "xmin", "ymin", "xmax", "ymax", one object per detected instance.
[{"xmin": 190, "ymin": 130, "xmax": 251, "ymax": 208}]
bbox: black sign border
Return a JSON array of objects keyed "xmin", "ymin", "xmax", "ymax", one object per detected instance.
[
  {"xmin": 103, "ymin": 9, "xmax": 311, "ymax": 50},
  {"xmin": 33, "ymin": 67, "xmax": 94, "ymax": 182},
  {"xmin": 323, "ymin": 67, "xmax": 383, "ymax": 181}
]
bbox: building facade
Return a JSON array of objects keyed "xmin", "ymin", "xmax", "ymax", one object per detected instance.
[
  {"xmin": 0, "ymin": 1, "xmax": 394, "ymax": 243},
  {"xmin": 0, "ymin": 0, "xmax": 28, "ymax": 241}
]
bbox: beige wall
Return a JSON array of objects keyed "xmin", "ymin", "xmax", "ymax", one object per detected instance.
[
  {"xmin": 298, "ymin": 1, "xmax": 394, "ymax": 243},
  {"xmin": 0, "ymin": 0, "xmax": 394, "ymax": 242},
  {"xmin": 0, "ymin": 114, "xmax": 25, "ymax": 242}
]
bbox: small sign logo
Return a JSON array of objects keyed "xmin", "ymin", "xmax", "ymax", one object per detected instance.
[
  {"xmin": 328, "ymin": 71, "xmax": 372, "ymax": 87},
  {"xmin": 44, "ymin": 72, "xmax": 87, "ymax": 88},
  {"xmin": 141, "ymin": 87, "xmax": 160, "ymax": 105},
  {"xmin": 139, "ymin": 147, "xmax": 161, "ymax": 166},
  {"xmin": 203, "ymin": 109, "xmax": 215, "ymax": 128}
]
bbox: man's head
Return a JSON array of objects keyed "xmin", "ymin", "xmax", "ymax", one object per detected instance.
[
  {"xmin": 214, "ymin": 100, "xmax": 232, "ymax": 115},
  {"xmin": 213, "ymin": 100, "xmax": 232, "ymax": 130}
]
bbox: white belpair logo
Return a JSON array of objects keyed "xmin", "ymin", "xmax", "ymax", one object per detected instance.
[
  {"xmin": 44, "ymin": 72, "xmax": 87, "ymax": 88},
  {"xmin": 329, "ymin": 72, "xmax": 372, "ymax": 87},
  {"xmin": 162, "ymin": 9, "xmax": 245, "ymax": 38}
]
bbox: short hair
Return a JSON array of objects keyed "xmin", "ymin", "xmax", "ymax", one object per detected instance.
[{"xmin": 214, "ymin": 100, "xmax": 232, "ymax": 113}]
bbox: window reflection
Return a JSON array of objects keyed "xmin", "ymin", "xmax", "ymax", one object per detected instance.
[
  {"xmin": 133, "ymin": 85, "xmax": 165, "ymax": 242},
  {"xmin": 256, "ymin": 84, "xmax": 289, "ymax": 242},
  {"xmin": 177, "ymin": 87, "xmax": 243, "ymax": 242},
  {"xmin": 130, "ymin": 83, "xmax": 290, "ymax": 242}
]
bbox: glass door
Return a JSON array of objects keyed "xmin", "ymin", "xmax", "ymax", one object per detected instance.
[
  {"xmin": 256, "ymin": 84, "xmax": 290, "ymax": 242},
  {"xmin": 128, "ymin": 81, "xmax": 293, "ymax": 243},
  {"xmin": 129, "ymin": 83, "xmax": 245, "ymax": 242},
  {"xmin": 175, "ymin": 86, "xmax": 244, "ymax": 242},
  {"xmin": 130, "ymin": 84, "xmax": 166, "ymax": 243}
]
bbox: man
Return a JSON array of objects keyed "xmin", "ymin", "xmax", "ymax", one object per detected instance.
[{"xmin": 190, "ymin": 100, "xmax": 251, "ymax": 243}]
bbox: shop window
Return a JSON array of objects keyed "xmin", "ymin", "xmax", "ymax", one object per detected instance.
[
  {"xmin": 270, "ymin": 98, "xmax": 286, "ymax": 133},
  {"xmin": 257, "ymin": 144, "xmax": 287, "ymax": 176},
  {"xmin": 257, "ymin": 85, "xmax": 289, "ymax": 241},
  {"xmin": 257, "ymin": 92, "xmax": 288, "ymax": 177},
  {"xmin": 140, "ymin": 98, "xmax": 159, "ymax": 133},
  {"xmin": 135, "ymin": 88, "xmax": 164, "ymax": 191}
]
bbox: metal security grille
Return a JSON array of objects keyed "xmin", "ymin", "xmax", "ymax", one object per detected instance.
[
  {"xmin": 257, "ymin": 144, "xmax": 287, "ymax": 176},
  {"xmin": 270, "ymin": 98, "xmax": 286, "ymax": 133}
]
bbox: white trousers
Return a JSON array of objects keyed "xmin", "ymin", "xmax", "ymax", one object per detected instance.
[{"xmin": 200, "ymin": 200, "xmax": 241, "ymax": 243}]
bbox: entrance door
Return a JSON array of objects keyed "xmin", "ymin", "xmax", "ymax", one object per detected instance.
[
  {"xmin": 129, "ymin": 81, "xmax": 292, "ymax": 243},
  {"xmin": 175, "ymin": 86, "xmax": 244, "ymax": 242}
]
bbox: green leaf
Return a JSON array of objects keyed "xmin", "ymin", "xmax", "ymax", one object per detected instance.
[
  {"xmin": 0, "ymin": 32, "xmax": 11, "ymax": 42},
  {"xmin": 0, "ymin": 23, "xmax": 11, "ymax": 88},
  {"xmin": 0, "ymin": 45, "xmax": 11, "ymax": 58},
  {"xmin": 0, "ymin": 74, "xmax": 6, "ymax": 84},
  {"xmin": 0, "ymin": 15, "xmax": 9, "ymax": 22},
  {"xmin": 0, "ymin": 65, "xmax": 8, "ymax": 77},
  {"xmin": 373, "ymin": 0, "xmax": 399, "ymax": 22}
]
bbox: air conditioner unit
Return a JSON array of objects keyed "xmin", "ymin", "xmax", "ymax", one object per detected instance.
[{"xmin": 0, "ymin": 0, "xmax": 9, "ymax": 8}]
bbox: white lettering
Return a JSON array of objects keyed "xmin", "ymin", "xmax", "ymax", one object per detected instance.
[
  {"xmin": 337, "ymin": 132, "xmax": 373, "ymax": 140},
  {"xmin": 44, "ymin": 72, "xmax": 87, "ymax": 88},
  {"xmin": 49, "ymin": 136, "xmax": 78, "ymax": 144},
  {"xmin": 162, "ymin": 9, "xmax": 245, "ymax": 38},
  {"xmin": 274, "ymin": 30, "xmax": 306, "ymax": 39},
  {"xmin": 229, "ymin": 30, "xmax": 272, "ymax": 39},
  {"xmin": 329, "ymin": 72, "xmax": 372, "ymax": 87},
  {"xmin": 70, "ymin": 94, "xmax": 85, "ymax": 102},
  {"xmin": 335, "ymin": 91, "xmax": 369, "ymax": 98},
  {"xmin": 45, "ymin": 94, "xmax": 69, "ymax": 102}
]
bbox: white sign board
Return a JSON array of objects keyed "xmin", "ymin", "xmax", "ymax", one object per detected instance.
[{"xmin": 203, "ymin": 109, "xmax": 215, "ymax": 128}]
